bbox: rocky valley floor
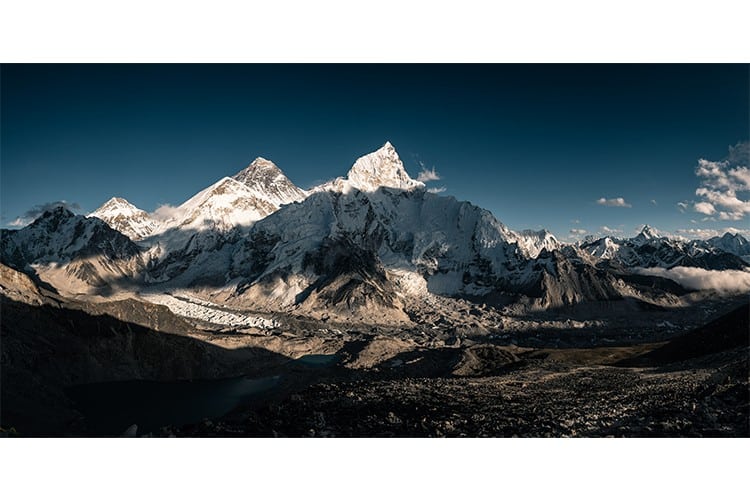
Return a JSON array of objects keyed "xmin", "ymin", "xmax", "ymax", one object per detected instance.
[
  {"xmin": 1, "ymin": 264, "xmax": 747, "ymax": 438},
  {"xmin": 165, "ymin": 343, "xmax": 749, "ymax": 438}
]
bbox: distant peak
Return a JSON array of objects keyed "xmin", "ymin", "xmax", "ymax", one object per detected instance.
[
  {"xmin": 101, "ymin": 197, "xmax": 135, "ymax": 208},
  {"xmin": 32, "ymin": 205, "xmax": 75, "ymax": 226},
  {"xmin": 223, "ymin": 157, "xmax": 306, "ymax": 206},
  {"xmin": 232, "ymin": 157, "xmax": 287, "ymax": 187},
  {"xmin": 637, "ymin": 224, "xmax": 659, "ymax": 239},
  {"xmin": 91, "ymin": 196, "xmax": 144, "ymax": 217}
]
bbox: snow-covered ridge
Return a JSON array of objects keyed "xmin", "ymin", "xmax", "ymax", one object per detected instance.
[
  {"xmin": 579, "ymin": 226, "xmax": 749, "ymax": 270},
  {"xmin": 156, "ymin": 176, "xmax": 279, "ymax": 233}
]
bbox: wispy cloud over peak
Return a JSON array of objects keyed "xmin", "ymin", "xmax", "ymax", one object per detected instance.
[{"xmin": 416, "ymin": 163, "xmax": 441, "ymax": 183}]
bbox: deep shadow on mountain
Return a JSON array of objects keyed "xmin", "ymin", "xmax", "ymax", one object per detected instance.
[
  {"xmin": 0, "ymin": 296, "xmax": 293, "ymax": 436},
  {"xmin": 617, "ymin": 303, "xmax": 749, "ymax": 369}
]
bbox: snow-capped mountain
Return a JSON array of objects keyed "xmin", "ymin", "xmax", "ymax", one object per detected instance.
[
  {"xmin": 90, "ymin": 197, "xmax": 158, "ymax": 240},
  {"xmin": 514, "ymin": 229, "xmax": 561, "ymax": 259},
  {"xmin": 0, "ymin": 207, "xmax": 145, "ymax": 292},
  {"xmin": 580, "ymin": 226, "xmax": 748, "ymax": 270},
  {"xmin": 219, "ymin": 145, "xmax": 630, "ymax": 320},
  {"xmin": 312, "ymin": 142, "xmax": 425, "ymax": 194},
  {"xmin": 232, "ymin": 157, "xmax": 307, "ymax": 206},
  {"xmin": 158, "ymin": 177, "xmax": 278, "ymax": 234},
  {"xmin": 138, "ymin": 158, "xmax": 310, "ymax": 282},
  {"xmin": 6, "ymin": 142, "xmax": 747, "ymax": 326},
  {"xmin": 706, "ymin": 232, "xmax": 750, "ymax": 261},
  {"xmin": 632, "ymin": 224, "xmax": 660, "ymax": 245},
  {"xmin": 154, "ymin": 158, "xmax": 306, "ymax": 235}
]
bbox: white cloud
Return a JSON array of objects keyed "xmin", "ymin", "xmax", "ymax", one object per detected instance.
[
  {"xmin": 600, "ymin": 225, "xmax": 623, "ymax": 234},
  {"xmin": 694, "ymin": 201, "xmax": 716, "ymax": 215},
  {"xmin": 729, "ymin": 166, "xmax": 750, "ymax": 190},
  {"xmin": 416, "ymin": 163, "xmax": 441, "ymax": 183},
  {"xmin": 8, "ymin": 217, "xmax": 28, "ymax": 227},
  {"xmin": 427, "ymin": 187, "xmax": 446, "ymax": 194},
  {"xmin": 635, "ymin": 266, "xmax": 750, "ymax": 293},
  {"xmin": 677, "ymin": 201, "xmax": 689, "ymax": 213},
  {"xmin": 693, "ymin": 141, "xmax": 750, "ymax": 221},
  {"xmin": 596, "ymin": 197, "xmax": 632, "ymax": 208},
  {"xmin": 650, "ymin": 199, "xmax": 658, "ymax": 205},
  {"xmin": 570, "ymin": 219, "xmax": 581, "ymax": 224},
  {"xmin": 151, "ymin": 204, "xmax": 183, "ymax": 222},
  {"xmin": 569, "ymin": 228, "xmax": 587, "ymax": 235}
]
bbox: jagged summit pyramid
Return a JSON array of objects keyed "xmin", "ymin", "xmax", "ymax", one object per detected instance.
[
  {"xmin": 633, "ymin": 224, "xmax": 660, "ymax": 244},
  {"xmin": 311, "ymin": 141, "xmax": 425, "ymax": 194},
  {"xmin": 232, "ymin": 157, "xmax": 307, "ymax": 207},
  {"xmin": 346, "ymin": 142, "xmax": 424, "ymax": 192}
]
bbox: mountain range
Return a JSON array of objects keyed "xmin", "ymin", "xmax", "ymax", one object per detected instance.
[{"xmin": 2, "ymin": 142, "xmax": 748, "ymax": 325}]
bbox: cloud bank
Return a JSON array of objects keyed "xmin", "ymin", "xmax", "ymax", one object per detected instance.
[
  {"xmin": 635, "ymin": 266, "xmax": 750, "ymax": 293},
  {"xmin": 151, "ymin": 203, "xmax": 185, "ymax": 222}
]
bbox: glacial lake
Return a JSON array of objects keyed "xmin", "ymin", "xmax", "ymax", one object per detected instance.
[
  {"xmin": 67, "ymin": 375, "xmax": 281, "ymax": 436},
  {"xmin": 294, "ymin": 353, "xmax": 338, "ymax": 366}
]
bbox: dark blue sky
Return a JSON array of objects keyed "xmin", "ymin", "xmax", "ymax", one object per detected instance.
[{"xmin": 1, "ymin": 64, "xmax": 748, "ymax": 240}]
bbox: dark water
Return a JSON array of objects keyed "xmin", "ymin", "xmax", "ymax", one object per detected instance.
[
  {"xmin": 294, "ymin": 353, "xmax": 338, "ymax": 366},
  {"xmin": 67, "ymin": 375, "xmax": 280, "ymax": 436}
]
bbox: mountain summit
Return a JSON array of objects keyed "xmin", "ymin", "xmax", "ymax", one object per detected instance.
[
  {"xmin": 345, "ymin": 142, "xmax": 424, "ymax": 192},
  {"xmin": 90, "ymin": 197, "xmax": 157, "ymax": 240},
  {"xmin": 232, "ymin": 157, "xmax": 307, "ymax": 207}
]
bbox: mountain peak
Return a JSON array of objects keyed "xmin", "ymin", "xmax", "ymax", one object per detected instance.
[
  {"xmin": 230, "ymin": 157, "xmax": 306, "ymax": 205},
  {"xmin": 96, "ymin": 197, "xmax": 137, "ymax": 211},
  {"xmin": 89, "ymin": 196, "xmax": 157, "ymax": 240},
  {"xmin": 40, "ymin": 205, "xmax": 75, "ymax": 221},
  {"xmin": 233, "ymin": 157, "xmax": 285, "ymax": 185},
  {"xmin": 636, "ymin": 224, "xmax": 659, "ymax": 240},
  {"xmin": 346, "ymin": 142, "xmax": 424, "ymax": 192}
]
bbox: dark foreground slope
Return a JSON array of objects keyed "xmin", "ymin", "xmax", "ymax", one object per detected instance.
[
  {"xmin": 0, "ymin": 296, "xmax": 290, "ymax": 436},
  {"xmin": 171, "ymin": 305, "xmax": 749, "ymax": 437}
]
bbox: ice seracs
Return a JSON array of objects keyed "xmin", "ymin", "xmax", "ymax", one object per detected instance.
[{"xmin": 90, "ymin": 197, "xmax": 158, "ymax": 240}]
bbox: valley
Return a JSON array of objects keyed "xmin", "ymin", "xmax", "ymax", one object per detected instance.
[{"xmin": 1, "ymin": 142, "xmax": 748, "ymax": 437}]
